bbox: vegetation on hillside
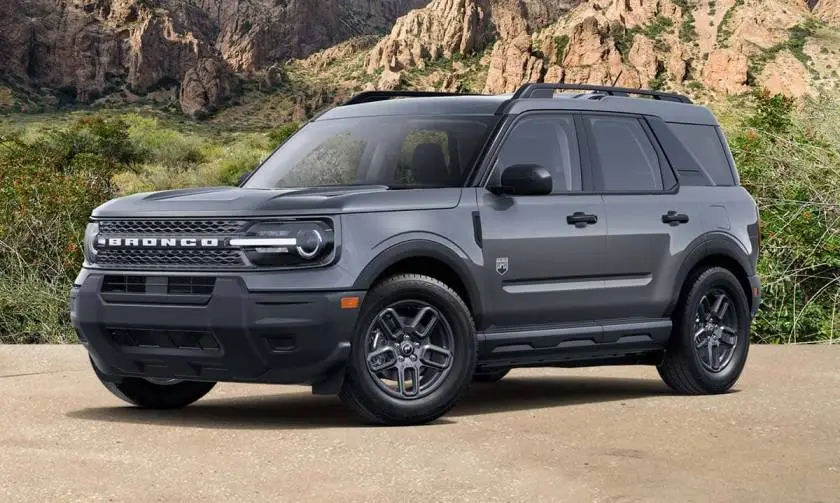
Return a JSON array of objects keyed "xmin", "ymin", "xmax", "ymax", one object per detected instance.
[{"xmin": 0, "ymin": 89, "xmax": 838, "ymax": 344}]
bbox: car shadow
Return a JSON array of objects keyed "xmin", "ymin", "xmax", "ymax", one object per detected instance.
[{"xmin": 67, "ymin": 375, "xmax": 673, "ymax": 430}]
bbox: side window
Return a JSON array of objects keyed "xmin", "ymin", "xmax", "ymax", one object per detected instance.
[
  {"xmin": 585, "ymin": 115, "xmax": 663, "ymax": 192},
  {"xmin": 667, "ymin": 123, "xmax": 735, "ymax": 186},
  {"xmin": 395, "ymin": 129, "xmax": 452, "ymax": 185},
  {"xmin": 492, "ymin": 114, "xmax": 582, "ymax": 193}
]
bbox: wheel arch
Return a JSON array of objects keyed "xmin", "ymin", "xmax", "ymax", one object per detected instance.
[
  {"xmin": 668, "ymin": 234, "xmax": 755, "ymax": 317},
  {"xmin": 352, "ymin": 239, "xmax": 484, "ymax": 325}
]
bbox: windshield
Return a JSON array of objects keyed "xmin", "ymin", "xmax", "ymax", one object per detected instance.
[{"xmin": 243, "ymin": 115, "xmax": 498, "ymax": 189}]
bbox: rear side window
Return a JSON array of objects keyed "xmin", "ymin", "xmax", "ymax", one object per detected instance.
[
  {"xmin": 585, "ymin": 115, "xmax": 663, "ymax": 192},
  {"xmin": 668, "ymin": 123, "xmax": 735, "ymax": 186}
]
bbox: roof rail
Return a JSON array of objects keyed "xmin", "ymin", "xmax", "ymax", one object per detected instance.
[
  {"xmin": 512, "ymin": 83, "xmax": 692, "ymax": 104},
  {"xmin": 342, "ymin": 90, "xmax": 478, "ymax": 106}
]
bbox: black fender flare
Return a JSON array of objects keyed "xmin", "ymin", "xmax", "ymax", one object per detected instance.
[
  {"xmin": 666, "ymin": 232, "xmax": 754, "ymax": 316},
  {"xmin": 352, "ymin": 238, "xmax": 484, "ymax": 321}
]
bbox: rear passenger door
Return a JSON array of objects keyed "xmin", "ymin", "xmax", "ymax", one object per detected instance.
[{"xmin": 582, "ymin": 113, "xmax": 695, "ymax": 321}]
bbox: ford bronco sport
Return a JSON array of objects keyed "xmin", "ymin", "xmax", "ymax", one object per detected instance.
[{"xmin": 71, "ymin": 84, "xmax": 762, "ymax": 425}]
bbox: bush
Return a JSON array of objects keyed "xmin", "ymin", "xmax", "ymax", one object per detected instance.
[
  {"xmin": 729, "ymin": 90, "xmax": 840, "ymax": 343},
  {"xmin": 125, "ymin": 114, "xmax": 208, "ymax": 168},
  {"xmin": 268, "ymin": 122, "xmax": 300, "ymax": 147},
  {"xmin": 0, "ymin": 115, "xmax": 141, "ymax": 343},
  {"xmin": 0, "ymin": 116, "xmax": 137, "ymax": 281}
]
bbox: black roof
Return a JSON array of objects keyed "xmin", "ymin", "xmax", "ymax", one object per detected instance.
[{"xmin": 316, "ymin": 85, "xmax": 719, "ymax": 126}]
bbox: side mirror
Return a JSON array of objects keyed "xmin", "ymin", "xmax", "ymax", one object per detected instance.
[
  {"xmin": 236, "ymin": 171, "xmax": 253, "ymax": 186},
  {"xmin": 489, "ymin": 164, "xmax": 552, "ymax": 196}
]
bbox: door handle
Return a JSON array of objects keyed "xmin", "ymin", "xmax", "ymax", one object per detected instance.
[
  {"xmin": 567, "ymin": 212, "xmax": 598, "ymax": 228},
  {"xmin": 662, "ymin": 210, "xmax": 690, "ymax": 225}
]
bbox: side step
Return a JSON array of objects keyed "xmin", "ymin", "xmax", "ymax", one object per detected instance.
[{"xmin": 477, "ymin": 318, "xmax": 671, "ymax": 369}]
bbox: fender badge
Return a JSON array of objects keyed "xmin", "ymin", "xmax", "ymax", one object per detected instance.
[{"xmin": 496, "ymin": 257, "xmax": 509, "ymax": 276}]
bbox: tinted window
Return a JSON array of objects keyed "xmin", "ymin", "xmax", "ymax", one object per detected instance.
[
  {"xmin": 492, "ymin": 114, "xmax": 582, "ymax": 193},
  {"xmin": 586, "ymin": 116, "xmax": 663, "ymax": 192},
  {"xmin": 668, "ymin": 123, "xmax": 735, "ymax": 186},
  {"xmin": 244, "ymin": 115, "xmax": 497, "ymax": 189}
]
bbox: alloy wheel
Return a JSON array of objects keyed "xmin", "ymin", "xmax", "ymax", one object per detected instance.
[
  {"xmin": 364, "ymin": 300, "xmax": 455, "ymax": 400},
  {"xmin": 693, "ymin": 289, "xmax": 740, "ymax": 373}
]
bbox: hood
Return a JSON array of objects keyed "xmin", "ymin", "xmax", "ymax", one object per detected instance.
[{"xmin": 91, "ymin": 185, "xmax": 464, "ymax": 218}]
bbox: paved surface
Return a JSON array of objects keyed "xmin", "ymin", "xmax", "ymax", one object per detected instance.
[{"xmin": 0, "ymin": 345, "xmax": 838, "ymax": 502}]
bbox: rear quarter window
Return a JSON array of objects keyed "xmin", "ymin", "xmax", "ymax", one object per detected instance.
[{"xmin": 667, "ymin": 123, "xmax": 736, "ymax": 186}]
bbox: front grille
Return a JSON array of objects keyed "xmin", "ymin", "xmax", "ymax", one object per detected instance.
[
  {"xmin": 107, "ymin": 328, "xmax": 220, "ymax": 351},
  {"xmin": 97, "ymin": 249, "xmax": 244, "ymax": 268},
  {"xmin": 167, "ymin": 277, "xmax": 216, "ymax": 295},
  {"xmin": 100, "ymin": 275, "xmax": 217, "ymax": 295},
  {"xmin": 99, "ymin": 219, "xmax": 247, "ymax": 235},
  {"xmin": 94, "ymin": 219, "xmax": 249, "ymax": 269},
  {"xmin": 102, "ymin": 275, "xmax": 146, "ymax": 293}
]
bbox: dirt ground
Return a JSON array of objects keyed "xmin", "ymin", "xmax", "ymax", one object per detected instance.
[{"xmin": 0, "ymin": 344, "xmax": 838, "ymax": 502}]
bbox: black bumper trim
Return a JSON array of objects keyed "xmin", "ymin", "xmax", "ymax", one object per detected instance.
[{"xmin": 72, "ymin": 273, "xmax": 363, "ymax": 386}]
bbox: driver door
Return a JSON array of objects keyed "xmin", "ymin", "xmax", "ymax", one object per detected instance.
[{"xmin": 477, "ymin": 112, "xmax": 607, "ymax": 328}]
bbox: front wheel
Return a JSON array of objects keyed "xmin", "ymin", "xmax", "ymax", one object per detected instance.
[
  {"xmin": 658, "ymin": 267, "xmax": 751, "ymax": 394},
  {"xmin": 91, "ymin": 358, "xmax": 216, "ymax": 409},
  {"xmin": 339, "ymin": 274, "xmax": 477, "ymax": 425}
]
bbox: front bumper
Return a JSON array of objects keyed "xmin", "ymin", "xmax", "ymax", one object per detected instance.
[{"xmin": 70, "ymin": 272, "xmax": 364, "ymax": 387}]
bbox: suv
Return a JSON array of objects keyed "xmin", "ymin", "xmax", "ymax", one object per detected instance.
[{"xmin": 71, "ymin": 84, "xmax": 762, "ymax": 426}]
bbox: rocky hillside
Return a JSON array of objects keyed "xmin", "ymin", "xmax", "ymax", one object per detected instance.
[
  {"xmin": 306, "ymin": 0, "xmax": 840, "ymax": 99},
  {"xmin": 0, "ymin": 0, "xmax": 427, "ymax": 116},
  {"xmin": 1, "ymin": 0, "xmax": 839, "ymax": 120}
]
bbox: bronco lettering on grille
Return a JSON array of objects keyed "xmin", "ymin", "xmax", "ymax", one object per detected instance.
[{"xmin": 96, "ymin": 237, "xmax": 222, "ymax": 248}]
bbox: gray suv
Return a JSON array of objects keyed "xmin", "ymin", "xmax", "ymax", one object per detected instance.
[{"xmin": 71, "ymin": 84, "xmax": 762, "ymax": 425}]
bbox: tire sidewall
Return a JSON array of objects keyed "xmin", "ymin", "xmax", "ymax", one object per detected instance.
[
  {"xmin": 346, "ymin": 277, "xmax": 476, "ymax": 419},
  {"xmin": 679, "ymin": 268, "xmax": 751, "ymax": 390}
]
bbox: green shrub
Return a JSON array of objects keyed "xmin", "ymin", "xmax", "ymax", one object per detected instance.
[
  {"xmin": 0, "ymin": 116, "xmax": 137, "ymax": 282},
  {"xmin": 0, "ymin": 115, "xmax": 141, "ymax": 343},
  {"xmin": 553, "ymin": 35, "xmax": 570, "ymax": 63},
  {"xmin": 0, "ymin": 273, "xmax": 74, "ymax": 344},
  {"xmin": 268, "ymin": 122, "xmax": 300, "ymax": 147},
  {"xmin": 728, "ymin": 90, "xmax": 840, "ymax": 343},
  {"xmin": 125, "ymin": 114, "xmax": 208, "ymax": 167}
]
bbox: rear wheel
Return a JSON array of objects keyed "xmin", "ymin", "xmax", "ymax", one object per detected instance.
[
  {"xmin": 91, "ymin": 358, "xmax": 216, "ymax": 409},
  {"xmin": 339, "ymin": 274, "xmax": 477, "ymax": 425},
  {"xmin": 658, "ymin": 267, "xmax": 751, "ymax": 394},
  {"xmin": 473, "ymin": 368, "xmax": 510, "ymax": 383}
]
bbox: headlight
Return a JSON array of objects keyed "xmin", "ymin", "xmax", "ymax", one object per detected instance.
[
  {"xmin": 232, "ymin": 220, "xmax": 334, "ymax": 267},
  {"xmin": 83, "ymin": 222, "xmax": 99, "ymax": 264}
]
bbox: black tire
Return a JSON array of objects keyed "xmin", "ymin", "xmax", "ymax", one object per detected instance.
[
  {"xmin": 91, "ymin": 358, "xmax": 216, "ymax": 409},
  {"xmin": 339, "ymin": 273, "xmax": 477, "ymax": 426},
  {"xmin": 658, "ymin": 267, "xmax": 751, "ymax": 395},
  {"xmin": 473, "ymin": 368, "xmax": 510, "ymax": 383}
]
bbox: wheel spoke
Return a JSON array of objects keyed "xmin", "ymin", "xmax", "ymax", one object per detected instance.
[
  {"xmin": 377, "ymin": 308, "xmax": 404, "ymax": 339},
  {"xmin": 720, "ymin": 326, "xmax": 738, "ymax": 345},
  {"xmin": 694, "ymin": 328, "xmax": 708, "ymax": 348},
  {"xmin": 367, "ymin": 346, "xmax": 398, "ymax": 373},
  {"xmin": 409, "ymin": 306, "xmax": 439, "ymax": 338},
  {"xmin": 707, "ymin": 342, "xmax": 716, "ymax": 371},
  {"xmin": 420, "ymin": 344, "xmax": 452, "ymax": 371},
  {"xmin": 713, "ymin": 295, "xmax": 730, "ymax": 319},
  {"xmin": 699, "ymin": 296, "xmax": 712, "ymax": 318},
  {"xmin": 397, "ymin": 365, "xmax": 419, "ymax": 398}
]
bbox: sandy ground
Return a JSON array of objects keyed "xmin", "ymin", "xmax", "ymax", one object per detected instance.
[{"xmin": 0, "ymin": 344, "xmax": 838, "ymax": 502}]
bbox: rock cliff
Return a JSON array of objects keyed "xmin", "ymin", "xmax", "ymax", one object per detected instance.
[
  {"xmin": 358, "ymin": 0, "xmax": 837, "ymax": 99},
  {"xmin": 0, "ymin": 0, "xmax": 427, "ymax": 116},
  {"xmin": 2, "ymin": 0, "xmax": 838, "ymax": 118}
]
